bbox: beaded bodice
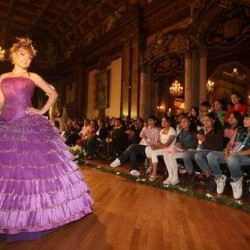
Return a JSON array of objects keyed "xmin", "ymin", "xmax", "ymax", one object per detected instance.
[{"xmin": 0, "ymin": 77, "xmax": 35, "ymax": 121}]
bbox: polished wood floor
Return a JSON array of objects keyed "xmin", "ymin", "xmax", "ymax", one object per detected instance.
[{"xmin": 1, "ymin": 167, "xmax": 250, "ymax": 250}]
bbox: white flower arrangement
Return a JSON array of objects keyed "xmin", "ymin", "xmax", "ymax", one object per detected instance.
[{"xmin": 70, "ymin": 145, "xmax": 85, "ymax": 164}]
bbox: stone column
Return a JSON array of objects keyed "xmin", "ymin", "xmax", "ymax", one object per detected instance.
[
  {"xmin": 191, "ymin": 49, "xmax": 199, "ymax": 107},
  {"xmin": 139, "ymin": 67, "xmax": 146, "ymax": 119},
  {"xmin": 121, "ymin": 40, "xmax": 131, "ymax": 117},
  {"xmin": 184, "ymin": 51, "xmax": 192, "ymax": 112},
  {"xmin": 199, "ymin": 49, "xmax": 208, "ymax": 103}
]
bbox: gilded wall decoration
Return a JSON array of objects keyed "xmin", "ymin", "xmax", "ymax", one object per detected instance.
[
  {"xmin": 151, "ymin": 53, "xmax": 184, "ymax": 79},
  {"xmin": 94, "ymin": 69, "xmax": 110, "ymax": 110},
  {"xmin": 205, "ymin": 5, "xmax": 250, "ymax": 46}
]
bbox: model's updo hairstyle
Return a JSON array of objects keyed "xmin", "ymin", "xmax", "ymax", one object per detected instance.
[{"xmin": 9, "ymin": 37, "xmax": 37, "ymax": 63}]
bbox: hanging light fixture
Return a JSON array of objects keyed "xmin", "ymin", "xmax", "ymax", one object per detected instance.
[
  {"xmin": 0, "ymin": 46, "xmax": 5, "ymax": 62},
  {"xmin": 169, "ymin": 80, "xmax": 184, "ymax": 97},
  {"xmin": 206, "ymin": 79, "xmax": 215, "ymax": 93}
]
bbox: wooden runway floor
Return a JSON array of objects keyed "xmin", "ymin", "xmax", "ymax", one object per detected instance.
[{"xmin": 0, "ymin": 167, "xmax": 250, "ymax": 250}]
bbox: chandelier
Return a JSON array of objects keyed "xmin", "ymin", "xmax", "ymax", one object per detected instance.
[
  {"xmin": 169, "ymin": 80, "xmax": 183, "ymax": 97},
  {"xmin": 206, "ymin": 79, "xmax": 215, "ymax": 94},
  {"xmin": 0, "ymin": 46, "xmax": 5, "ymax": 62}
]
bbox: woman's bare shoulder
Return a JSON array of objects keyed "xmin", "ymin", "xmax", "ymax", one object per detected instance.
[
  {"xmin": 0, "ymin": 72, "xmax": 12, "ymax": 78},
  {"xmin": 0, "ymin": 72, "xmax": 12, "ymax": 83},
  {"xmin": 29, "ymin": 72, "xmax": 43, "ymax": 81}
]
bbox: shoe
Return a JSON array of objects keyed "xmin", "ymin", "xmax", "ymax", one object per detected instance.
[
  {"xmin": 206, "ymin": 175, "xmax": 215, "ymax": 193},
  {"xmin": 170, "ymin": 178, "xmax": 179, "ymax": 186},
  {"xmin": 187, "ymin": 172, "xmax": 196, "ymax": 187},
  {"xmin": 230, "ymin": 176, "xmax": 243, "ymax": 199},
  {"xmin": 110, "ymin": 158, "xmax": 121, "ymax": 168},
  {"xmin": 215, "ymin": 175, "xmax": 227, "ymax": 194},
  {"xmin": 163, "ymin": 177, "xmax": 172, "ymax": 185},
  {"xmin": 130, "ymin": 170, "xmax": 140, "ymax": 177},
  {"xmin": 148, "ymin": 175, "xmax": 157, "ymax": 182},
  {"xmin": 145, "ymin": 166, "xmax": 152, "ymax": 174}
]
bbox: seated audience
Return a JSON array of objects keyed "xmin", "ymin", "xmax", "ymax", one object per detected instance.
[
  {"xmin": 145, "ymin": 116, "xmax": 176, "ymax": 181},
  {"xmin": 76, "ymin": 119, "xmax": 91, "ymax": 146},
  {"xmin": 105, "ymin": 118, "xmax": 128, "ymax": 159},
  {"xmin": 85, "ymin": 118, "xmax": 108, "ymax": 159},
  {"xmin": 224, "ymin": 92, "xmax": 247, "ymax": 123},
  {"xmin": 212, "ymin": 99, "xmax": 227, "ymax": 127},
  {"xmin": 110, "ymin": 115, "xmax": 160, "ymax": 177},
  {"xmin": 223, "ymin": 111, "xmax": 243, "ymax": 146},
  {"xmin": 207, "ymin": 114, "xmax": 250, "ymax": 199},
  {"xmin": 188, "ymin": 106, "xmax": 202, "ymax": 130},
  {"xmin": 65, "ymin": 120, "xmax": 82, "ymax": 146},
  {"xmin": 198, "ymin": 101, "xmax": 211, "ymax": 125},
  {"xmin": 182, "ymin": 112, "xmax": 224, "ymax": 191},
  {"xmin": 163, "ymin": 115, "xmax": 197, "ymax": 185}
]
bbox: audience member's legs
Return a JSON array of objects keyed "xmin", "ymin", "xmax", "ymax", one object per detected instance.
[
  {"xmin": 163, "ymin": 152, "xmax": 183, "ymax": 185},
  {"xmin": 149, "ymin": 148, "xmax": 164, "ymax": 180},
  {"xmin": 129, "ymin": 144, "xmax": 146, "ymax": 171},
  {"xmin": 110, "ymin": 144, "xmax": 146, "ymax": 173},
  {"xmin": 194, "ymin": 151, "xmax": 211, "ymax": 177},
  {"xmin": 227, "ymin": 155, "xmax": 250, "ymax": 199},
  {"xmin": 183, "ymin": 151, "xmax": 196, "ymax": 174},
  {"xmin": 206, "ymin": 151, "xmax": 225, "ymax": 177},
  {"xmin": 206, "ymin": 151, "xmax": 227, "ymax": 194}
]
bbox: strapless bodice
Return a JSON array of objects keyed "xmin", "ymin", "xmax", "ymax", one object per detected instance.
[{"xmin": 0, "ymin": 77, "xmax": 35, "ymax": 121}]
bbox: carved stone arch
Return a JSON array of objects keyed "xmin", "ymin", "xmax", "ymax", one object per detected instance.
[
  {"xmin": 189, "ymin": 1, "xmax": 250, "ymax": 49},
  {"xmin": 151, "ymin": 53, "xmax": 184, "ymax": 81},
  {"xmin": 208, "ymin": 61, "xmax": 250, "ymax": 104}
]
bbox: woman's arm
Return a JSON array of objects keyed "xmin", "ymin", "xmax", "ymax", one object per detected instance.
[
  {"xmin": 0, "ymin": 75, "xmax": 4, "ymax": 112},
  {"xmin": 27, "ymin": 73, "xmax": 58, "ymax": 115}
]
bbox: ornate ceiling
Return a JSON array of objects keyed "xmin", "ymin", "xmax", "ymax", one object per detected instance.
[{"xmin": 0, "ymin": 0, "xmax": 145, "ymax": 58}]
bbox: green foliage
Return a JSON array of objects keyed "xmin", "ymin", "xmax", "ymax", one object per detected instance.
[{"xmin": 82, "ymin": 161, "xmax": 250, "ymax": 213}]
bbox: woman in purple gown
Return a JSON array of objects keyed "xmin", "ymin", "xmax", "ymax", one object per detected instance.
[{"xmin": 0, "ymin": 38, "xmax": 93, "ymax": 242}]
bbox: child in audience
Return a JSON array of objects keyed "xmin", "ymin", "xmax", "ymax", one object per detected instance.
[
  {"xmin": 163, "ymin": 115, "xmax": 197, "ymax": 185},
  {"xmin": 145, "ymin": 116, "xmax": 176, "ymax": 181}
]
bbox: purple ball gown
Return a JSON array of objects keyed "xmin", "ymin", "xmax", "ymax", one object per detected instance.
[{"xmin": 0, "ymin": 77, "xmax": 93, "ymax": 241}]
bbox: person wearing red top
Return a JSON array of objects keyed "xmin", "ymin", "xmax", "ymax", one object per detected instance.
[{"xmin": 224, "ymin": 92, "xmax": 247, "ymax": 122}]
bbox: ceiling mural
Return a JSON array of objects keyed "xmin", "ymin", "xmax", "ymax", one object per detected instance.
[{"xmin": 0, "ymin": 0, "xmax": 140, "ymax": 64}]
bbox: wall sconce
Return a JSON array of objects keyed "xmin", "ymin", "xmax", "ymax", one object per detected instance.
[
  {"xmin": 157, "ymin": 105, "xmax": 164, "ymax": 112},
  {"xmin": 180, "ymin": 102, "xmax": 185, "ymax": 110},
  {"xmin": 206, "ymin": 79, "xmax": 215, "ymax": 94},
  {"xmin": 0, "ymin": 46, "xmax": 5, "ymax": 62},
  {"xmin": 169, "ymin": 80, "xmax": 184, "ymax": 97}
]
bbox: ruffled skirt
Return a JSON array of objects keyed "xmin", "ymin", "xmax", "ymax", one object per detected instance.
[{"xmin": 0, "ymin": 115, "xmax": 93, "ymax": 239}]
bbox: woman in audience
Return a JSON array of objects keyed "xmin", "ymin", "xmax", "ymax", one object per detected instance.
[
  {"xmin": 224, "ymin": 92, "xmax": 247, "ymax": 122},
  {"xmin": 85, "ymin": 118, "xmax": 108, "ymax": 159},
  {"xmin": 207, "ymin": 114, "xmax": 250, "ymax": 199},
  {"xmin": 145, "ymin": 116, "xmax": 176, "ymax": 181},
  {"xmin": 182, "ymin": 112, "xmax": 224, "ymax": 191},
  {"xmin": 224, "ymin": 111, "xmax": 243, "ymax": 146},
  {"xmin": 163, "ymin": 115, "xmax": 197, "ymax": 185},
  {"xmin": 188, "ymin": 106, "xmax": 202, "ymax": 130},
  {"xmin": 76, "ymin": 118, "xmax": 90, "ymax": 146}
]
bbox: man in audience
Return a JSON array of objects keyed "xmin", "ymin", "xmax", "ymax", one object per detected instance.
[{"xmin": 110, "ymin": 115, "xmax": 160, "ymax": 177}]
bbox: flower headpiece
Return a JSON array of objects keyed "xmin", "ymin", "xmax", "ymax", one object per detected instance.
[{"xmin": 16, "ymin": 37, "xmax": 37, "ymax": 56}]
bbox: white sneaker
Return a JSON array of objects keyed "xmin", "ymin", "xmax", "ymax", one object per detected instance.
[
  {"xmin": 230, "ymin": 176, "xmax": 243, "ymax": 199},
  {"xmin": 129, "ymin": 170, "xmax": 140, "ymax": 177},
  {"xmin": 215, "ymin": 175, "xmax": 227, "ymax": 194},
  {"xmin": 110, "ymin": 158, "xmax": 121, "ymax": 168},
  {"xmin": 163, "ymin": 177, "xmax": 172, "ymax": 185}
]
